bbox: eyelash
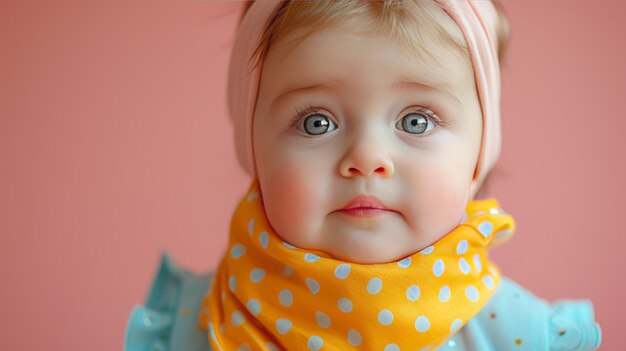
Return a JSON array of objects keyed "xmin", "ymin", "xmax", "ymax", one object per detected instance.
[
  {"xmin": 290, "ymin": 104, "xmax": 324, "ymax": 128},
  {"xmin": 290, "ymin": 104, "xmax": 449, "ymax": 131}
]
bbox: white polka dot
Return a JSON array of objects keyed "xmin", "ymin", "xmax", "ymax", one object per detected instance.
[
  {"xmin": 378, "ymin": 309, "xmax": 394, "ymax": 326},
  {"xmin": 306, "ymin": 278, "xmax": 320, "ymax": 294},
  {"xmin": 250, "ymin": 268, "xmax": 265, "ymax": 283},
  {"xmin": 456, "ymin": 240, "xmax": 468, "ymax": 255},
  {"xmin": 459, "ymin": 258, "xmax": 471, "ymax": 274},
  {"xmin": 246, "ymin": 191, "xmax": 257, "ymax": 201},
  {"xmin": 246, "ymin": 299, "xmax": 261, "ymax": 317},
  {"xmin": 230, "ymin": 244, "xmax": 245, "ymax": 259},
  {"xmin": 415, "ymin": 315, "xmax": 430, "ymax": 332},
  {"xmin": 473, "ymin": 210, "xmax": 486, "ymax": 217},
  {"xmin": 231, "ymin": 311, "xmax": 245, "ymax": 326},
  {"xmin": 450, "ymin": 319, "xmax": 463, "ymax": 333},
  {"xmin": 384, "ymin": 344, "xmax": 400, "ymax": 351},
  {"xmin": 347, "ymin": 329, "xmax": 362, "ymax": 346},
  {"xmin": 338, "ymin": 298, "xmax": 353, "ymax": 313},
  {"xmin": 276, "ymin": 318, "xmax": 292, "ymax": 334},
  {"xmin": 465, "ymin": 285, "xmax": 480, "ymax": 302},
  {"xmin": 334, "ymin": 263, "xmax": 351, "ymax": 279},
  {"xmin": 315, "ymin": 311, "xmax": 331, "ymax": 328},
  {"xmin": 488, "ymin": 265, "xmax": 499, "ymax": 278},
  {"xmin": 259, "ymin": 231, "xmax": 268, "ymax": 248},
  {"xmin": 397, "ymin": 257, "xmax": 412, "ymax": 268},
  {"xmin": 420, "ymin": 245, "xmax": 435, "ymax": 255},
  {"xmin": 305, "ymin": 253, "xmax": 320, "ymax": 262},
  {"xmin": 472, "ymin": 253, "xmax": 483, "ymax": 273},
  {"xmin": 433, "ymin": 259, "xmax": 445, "ymax": 277},
  {"xmin": 482, "ymin": 274, "xmax": 495, "ymax": 290},
  {"xmin": 248, "ymin": 219, "xmax": 254, "ymax": 235},
  {"xmin": 282, "ymin": 265, "xmax": 294, "ymax": 276},
  {"xmin": 406, "ymin": 285, "xmax": 421, "ymax": 301},
  {"xmin": 489, "ymin": 207, "xmax": 502, "ymax": 214},
  {"xmin": 496, "ymin": 229, "xmax": 512, "ymax": 239},
  {"xmin": 478, "ymin": 221, "xmax": 493, "ymax": 237},
  {"xmin": 308, "ymin": 336, "xmax": 324, "ymax": 351},
  {"xmin": 237, "ymin": 342, "xmax": 251, "ymax": 351},
  {"xmin": 266, "ymin": 342, "xmax": 278, "ymax": 351},
  {"xmin": 367, "ymin": 277, "xmax": 383, "ymax": 294},
  {"xmin": 279, "ymin": 289, "xmax": 293, "ymax": 307},
  {"xmin": 228, "ymin": 275, "xmax": 236, "ymax": 292},
  {"xmin": 439, "ymin": 285, "xmax": 451, "ymax": 302},
  {"xmin": 209, "ymin": 323, "xmax": 216, "ymax": 338}
]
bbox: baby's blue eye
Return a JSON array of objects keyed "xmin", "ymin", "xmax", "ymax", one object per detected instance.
[
  {"xmin": 396, "ymin": 112, "xmax": 437, "ymax": 135},
  {"xmin": 300, "ymin": 114, "xmax": 337, "ymax": 135}
]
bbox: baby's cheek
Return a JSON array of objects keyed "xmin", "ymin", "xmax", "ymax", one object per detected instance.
[
  {"xmin": 408, "ymin": 168, "xmax": 469, "ymax": 239},
  {"xmin": 431, "ymin": 173, "xmax": 469, "ymax": 226},
  {"xmin": 261, "ymin": 167, "xmax": 325, "ymax": 243}
]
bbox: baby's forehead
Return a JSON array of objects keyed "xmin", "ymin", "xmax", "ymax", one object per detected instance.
[
  {"xmin": 261, "ymin": 28, "xmax": 472, "ymax": 108},
  {"xmin": 265, "ymin": 15, "xmax": 472, "ymax": 99}
]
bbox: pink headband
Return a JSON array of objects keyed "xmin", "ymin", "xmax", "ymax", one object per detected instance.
[{"xmin": 228, "ymin": 0, "xmax": 501, "ymax": 186}]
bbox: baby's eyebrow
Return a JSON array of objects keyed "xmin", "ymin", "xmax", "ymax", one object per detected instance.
[
  {"xmin": 393, "ymin": 79, "xmax": 461, "ymax": 105},
  {"xmin": 270, "ymin": 81, "xmax": 342, "ymax": 111},
  {"xmin": 270, "ymin": 77, "xmax": 459, "ymax": 111}
]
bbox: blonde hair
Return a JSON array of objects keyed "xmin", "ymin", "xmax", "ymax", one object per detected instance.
[
  {"xmin": 238, "ymin": 0, "xmax": 512, "ymax": 199},
  {"xmin": 241, "ymin": 0, "xmax": 511, "ymax": 71}
]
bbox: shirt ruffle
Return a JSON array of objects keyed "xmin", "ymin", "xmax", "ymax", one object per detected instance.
[{"xmin": 125, "ymin": 252, "xmax": 213, "ymax": 351}]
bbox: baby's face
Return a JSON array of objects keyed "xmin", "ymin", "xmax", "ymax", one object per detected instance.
[{"xmin": 252, "ymin": 25, "xmax": 483, "ymax": 264}]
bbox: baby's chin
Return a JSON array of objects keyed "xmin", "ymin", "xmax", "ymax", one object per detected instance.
[
  {"xmin": 275, "ymin": 230, "xmax": 430, "ymax": 264},
  {"xmin": 271, "ymin": 214, "xmax": 455, "ymax": 264},
  {"xmin": 320, "ymin": 237, "xmax": 436, "ymax": 264},
  {"xmin": 326, "ymin": 248, "xmax": 422, "ymax": 264}
]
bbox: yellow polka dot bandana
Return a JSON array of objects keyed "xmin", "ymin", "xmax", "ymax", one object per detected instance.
[{"xmin": 199, "ymin": 180, "xmax": 516, "ymax": 350}]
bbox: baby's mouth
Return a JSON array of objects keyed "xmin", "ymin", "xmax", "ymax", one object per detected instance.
[
  {"xmin": 337, "ymin": 207, "xmax": 392, "ymax": 218},
  {"xmin": 336, "ymin": 194, "xmax": 398, "ymax": 218}
]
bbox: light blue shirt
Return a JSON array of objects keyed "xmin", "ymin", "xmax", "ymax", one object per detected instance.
[{"xmin": 125, "ymin": 252, "xmax": 601, "ymax": 351}]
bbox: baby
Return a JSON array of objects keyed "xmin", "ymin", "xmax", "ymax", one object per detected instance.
[{"xmin": 124, "ymin": 1, "xmax": 602, "ymax": 350}]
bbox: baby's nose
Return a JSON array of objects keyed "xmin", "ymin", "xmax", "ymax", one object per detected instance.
[{"xmin": 338, "ymin": 133, "xmax": 395, "ymax": 178}]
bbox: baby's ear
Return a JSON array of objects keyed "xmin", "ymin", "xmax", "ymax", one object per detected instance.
[
  {"xmin": 491, "ymin": 0, "xmax": 512, "ymax": 65},
  {"xmin": 469, "ymin": 177, "xmax": 483, "ymax": 200},
  {"xmin": 238, "ymin": 1, "xmax": 255, "ymax": 24},
  {"xmin": 470, "ymin": 170, "xmax": 495, "ymax": 200}
]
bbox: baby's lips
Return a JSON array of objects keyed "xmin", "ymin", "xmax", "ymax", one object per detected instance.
[{"xmin": 341, "ymin": 194, "xmax": 389, "ymax": 211}]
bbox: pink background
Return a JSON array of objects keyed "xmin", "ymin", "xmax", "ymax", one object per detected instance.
[{"xmin": 1, "ymin": 0, "xmax": 624, "ymax": 350}]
